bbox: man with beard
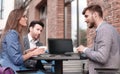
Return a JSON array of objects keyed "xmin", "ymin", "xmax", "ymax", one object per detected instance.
[{"xmin": 77, "ymin": 4, "xmax": 120, "ymax": 74}]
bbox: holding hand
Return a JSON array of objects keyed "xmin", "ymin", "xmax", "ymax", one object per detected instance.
[
  {"xmin": 24, "ymin": 47, "xmax": 36, "ymax": 54},
  {"xmin": 76, "ymin": 45, "xmax": 86, "ymax": 53},
  {"xmin": 23, "ymin": 47, "xmax": 46, "ymax": 61},
  {"xmin": 32, "ymin": 48, "xmax": 45, "ymax": 56}
]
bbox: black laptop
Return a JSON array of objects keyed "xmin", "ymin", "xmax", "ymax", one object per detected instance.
[{"xmin": 48, "ymin": 38, "xmax": 73, "ymax": 55}]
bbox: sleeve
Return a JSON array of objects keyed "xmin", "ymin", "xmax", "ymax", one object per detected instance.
[
  {"xmin": 36, "ymin": 41, "xmax": 43, "ymax": 46},
  {"xmin": 5, "ymin": 30, "xmax": 24, "ymax": 66},
  {"xmin": 84, "ymin": 27, "xmax": 112, "ymax": 64}
]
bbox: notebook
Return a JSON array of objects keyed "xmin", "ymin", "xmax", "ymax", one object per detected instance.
[{"xmin": 48, "ymin": 38, "xmax": 74, "ymax": 55}]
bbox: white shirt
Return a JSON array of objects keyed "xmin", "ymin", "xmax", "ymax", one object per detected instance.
[{"xmin": 28, "ymin": 33, "xmax": 38, "ymax": 49}]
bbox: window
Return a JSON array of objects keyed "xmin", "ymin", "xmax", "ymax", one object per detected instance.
[
  {"xmin": 64, "ymin": 0, "xmax": 87, "ymax": 47},
  {"xmin": 40, "ymin": 5, "xmax": 47, "ymax": 19},
  {"xmin": 0, "ymin": 0, "xmax": 4, "ymax": 19},
  {"xmin": 39, "ymin": 2, "xmax": 47, "ymax": 45},
  {"xmin": 64, "ymin": 1, "xmax": 72, "ymax": 39}
]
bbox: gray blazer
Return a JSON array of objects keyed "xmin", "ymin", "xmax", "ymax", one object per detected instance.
[
  {"xmin": 23, "ymin": 35, "xmax": 43, "ymax": 68},
  {"xmin": 85, "ymin": 21, "xmax": 120, "ymax": 74},
  {"xmin": 23, "ymin": 35, "xmax": 43, "ymax": 50}
]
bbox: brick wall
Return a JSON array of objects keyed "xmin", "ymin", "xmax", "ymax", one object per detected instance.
[
  {"xmin": 28, "ymin": 0, "xmax": 65, "ymax": 45},
  {"xmin": 28, "ymin": 0, "xmax": 46, "ymax": 44},
  {"xmin": 28, "ymin": 0, "xmax": 43, "ymax": 23},
  {"xmin": 65, "ymin": 3, "xmax": 71, "ymax": 39},
  {"xmin": 47, "ymin": 0, "xmax": 64, "ymax": 38},
  {"xmin": 87, "ymin": 0, "xmax": 120, "ymax": 47}
]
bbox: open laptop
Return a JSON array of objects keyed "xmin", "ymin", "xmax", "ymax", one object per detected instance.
[{"xmin": 48, "ymin": 38, "xmax": 74, "ymax": 56}]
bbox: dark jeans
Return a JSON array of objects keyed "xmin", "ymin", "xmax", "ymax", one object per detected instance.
[
  {"xmin": 24, "ymin": 60, "xmax": 45, "ymax": 71},
  {"xmin": 35, "ymin": 61, "xmax": 45, "ymax": 71}
]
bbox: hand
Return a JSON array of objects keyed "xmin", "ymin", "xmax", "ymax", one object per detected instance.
[
  {"xmin": 76, "ymin": 45, "xmax": 86, "ymax": 53},
  {"xmin": 24, "ymin": 47, "xmax": 36, "ymax": 54},
  {"xmin": 32, "ymin": 48, "xmax": 45, "ymax": 56},
  {"xmin": 23, "ymin": 48, "xmax": 45, "ymax": 61},
  {"xmin": 38, "ymin": 46, "xmax": 47, "ymax": 51}
]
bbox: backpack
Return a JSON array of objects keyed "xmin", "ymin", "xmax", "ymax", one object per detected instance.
[{"xmin": 0, "ymin": 66, "xmax": 15, "ymax": 74}]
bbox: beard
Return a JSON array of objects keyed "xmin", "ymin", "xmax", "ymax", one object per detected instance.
[
  {"xmin": 88, "ymin": 22, "xmax": 95, "ymax": 28},
  {"xmin": 34, "ymin": 35, "xmax": 39, "ymax": 40},
  {"xmin": 32, "ymin": 34, "xmax": 40, "ymax": 40},
  {"xmin": 87, "ymin": 18, "xmax": 95, "ymax": 28}
]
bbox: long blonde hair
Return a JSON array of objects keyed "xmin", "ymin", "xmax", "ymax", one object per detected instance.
[{"xmin": 0, "ymin": 7, "xmax": 25, "ymax": 52}]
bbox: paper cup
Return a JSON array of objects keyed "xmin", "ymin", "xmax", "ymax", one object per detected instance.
[{"xmin": 39, "ymin": 46, "xmax": 47, "ymax": 51}]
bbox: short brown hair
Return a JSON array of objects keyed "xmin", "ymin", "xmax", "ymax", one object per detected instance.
[{"xmin": 82, "ymin": 4, "xmax": 103, "ymax": 18}]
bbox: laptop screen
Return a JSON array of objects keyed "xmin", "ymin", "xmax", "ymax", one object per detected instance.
[{"xmin": 48, "ymin": 38, "xmax": 73, "ymax": 54}]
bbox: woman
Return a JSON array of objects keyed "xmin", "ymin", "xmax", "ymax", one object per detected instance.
[{"xmin": 0, "ymin": 7, "xmax": 45, "ymax": 73}]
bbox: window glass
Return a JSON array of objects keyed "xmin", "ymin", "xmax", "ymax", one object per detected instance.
[
  {"xmin": 65, "ymin": 0, "xmax": 87, "ymax": 47},
  {"xmin": 0, "ymin": 0, "xmax": 4, "ymax": 19}
]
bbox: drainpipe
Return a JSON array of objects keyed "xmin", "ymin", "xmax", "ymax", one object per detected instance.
[{"xmin": 77, "ymin": 0, "xmax": 80, "ymax": 46}]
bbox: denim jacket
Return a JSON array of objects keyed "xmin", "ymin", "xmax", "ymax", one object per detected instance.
[{"xmin": 0, "ymin": 30, "xmax": 24, "ymax": 71}]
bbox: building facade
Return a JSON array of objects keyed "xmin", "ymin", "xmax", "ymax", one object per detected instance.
[
  {"xmin": 22, "ymin": 0, "xmax": 72, "ymax": 45},
  {"xmin": 2, "ymin": 0, "xmax": 120, "ymax": 49}
]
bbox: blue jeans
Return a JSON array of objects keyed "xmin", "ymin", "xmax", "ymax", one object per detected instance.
[{"xmin": 41, "ymin": 60, "xmax": 55, "ymax": 72}]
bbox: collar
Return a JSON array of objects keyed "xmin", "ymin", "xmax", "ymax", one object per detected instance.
[
  {"xmin": 28, "ymin": 33, "xmax": 33, "ymax": 42},
  {"xmin": 28, "ymin": 33, "xmax": 39, "ymax": 43},
  {"xmin": 96, "ymin": 21, "xmax": 104, "ymax": 31}
]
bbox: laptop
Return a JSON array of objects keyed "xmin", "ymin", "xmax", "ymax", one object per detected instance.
[{"xmin": 48, "ymin": 38, "xmax": 74, "ymax": 55}]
